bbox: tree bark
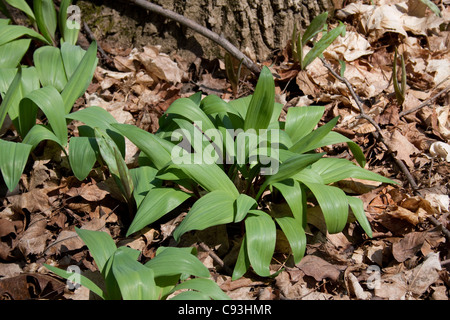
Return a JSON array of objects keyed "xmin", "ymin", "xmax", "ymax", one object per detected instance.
[{"xmin": 78, "ymin": 0, "xmax": 335, "ymax": 63}]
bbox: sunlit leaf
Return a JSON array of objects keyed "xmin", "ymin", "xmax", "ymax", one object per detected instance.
[
  {"xmin": 127, "ymin": 187, "xmax": 190, "ymax": 236},
  {"xmin": 173, "ymin": 190, "xmax": 235, "ymax": 242},
  {"xmin": 245, "ymin": 210, "xmax": 276, "ymax": 277}
]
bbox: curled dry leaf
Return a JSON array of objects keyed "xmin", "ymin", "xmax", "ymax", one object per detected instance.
[
  {"xmin": 336, "ymin": 2, "xmax": 445, "ymax": 43},
  {"xmin": 324, "ymin": 31, "xmax": 373, "ymax": 62}
]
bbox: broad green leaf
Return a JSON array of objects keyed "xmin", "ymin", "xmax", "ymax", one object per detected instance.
[
  {"xmin": 19, "ymin": 86, "xmax": 67, "ymax": 145},
  {"xmin": 111, "ymin": 247, "xmax": 159, "ymax": 300},
  {"xmin": 22, "ymin": 124, "xmax": 62, "ymax": 150},
  {"xmin": 347, "ymin": 196, "xmax": 373, "ymax": 238},
  {"xmin": 311, "ymin": 157, "xmax": 395, "ymax": 185},
  {"xmin": 228, "ymin": 94, "xmax": 251, "ymax": 120},
  {"xmin": 0, "ymin": 139, "xmax": 31, "ymax": 191},
  {"xmin": 127, "ymin": 187, "xmax": 190, "ymax": 236},
  {"xmin": 61, "ymin": 43, "xmax": 85, "ymax": 78},
  {"xmin": 95, "ymin": 128, "xmax": 133, "ymax": 202},
  {"xmin": 200, "ymin": 94, "xmax": 239, "ymax": 116},
  {"xmin": 67, "ymin": 106, "xmax": 125, "ymax": 156},
  {"xmin": 304, "ymin": 130, "xmax": 367, "ymax": 167},
  {"xmin": 111, "ymin": 123, "xmax": 173, "ymax": 170},
  {"xmin": 75, "ymin": 227, "xmax": 117, "ymax": 274},
  {"xmin": 69, "ymin": 137, "xmax": 97, "ymax": 181},
  {"xmin": 257, "ymin": 152, "xmax": 325, "ymax": 199},
  {"xmin": 302, "ymin": 12, "xmax": 328, "ymax": 45},
  {"xmin": 272, "ymin": 179, "xmax": 304, "ymax": 224},
  {"xmin": 232, "ymin": 235, "xmax": 250, "ymax": 280},
  {"xmin": 145, "ymin": 247, "xmax": 210, "ymax": 278},
  {"xmin": 302, "ymin": 22, "xmax": 345, "ymax": 69},
  {"xmin": 285, "ymin": 106, "xmax": 324, "ymax": 144},
  {"xmin": 44, "ymin": 264, "xmax": 105, "ymax": 299},
  {"xmin": 176, "ymin": 162, "xmax": 239, "ymax": 198},
  {"xmin": 4, "ymin": 0, "xmax": 35, "ymax": 21},
  {"xmin": 173, "ymin": 190, "xmax": 235, "ymax": 242},
  {"xmin": 243, "ymin": 66, "xmax": 275, "ymax": 131},
  {"xmin": 275, "ymin": 216, "xmax": 306, "ymax": 264},
  {"xmin": 234, "ymin": 193, "xmax": 257, "ymax": 223},
  {"xmin": 33, "ymin": 0, "xmax": 57, "ymax": 45},
  {"xmin": 170, "ymin": 291, "xmax": 210, "ymax": 300},
  {"xmin": 61, "ymin": 41, "xmax": 98, "ymax": 113},
  {"xmin": 34, "ymin": 46, "xmax": 67, "ymax": 92},
  {"xmin": 0, "ymin": 24, "xmax": 50, "ymax": 45},
  {"xmin": 0, "ymin": 66, "xmax": 21, "ymax": 130},
  {"xmin": 302, "ymin": 182, "xmax": 348, "ymax": 234},
  {"xmin": 289, "ymin": 116, "xmax": 339, "ymax": 154},
  {"xmin": 166, "ymin": 97, "xmax": 216, "ymax": 133},
  {"xmin": 245, "ymin": 210, "xmax": 276, "ymax": 277},
  {"xmin": 129, "ymin": 166, "xmax": 159, "ymax": 207},
  {"xmin": 171, "ymin": 278, "xmax": 230, "ymax": 300},
  {"xmin": 0, "ymin": 38, "xmax": 30, "ymax": 68}
]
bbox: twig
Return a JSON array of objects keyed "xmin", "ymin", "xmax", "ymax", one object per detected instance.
[
  {"xmin": 197, "ymin": 241, "xmax": 233, "ymax": 276},
  {"xmin": 428, "ymin": 216, "xmax": 450, "ymax": 241},
  {"xmin": 399, "ymin": 84, "xmax": 450, "ymax": 117},
  {"xmin": 320, "ymin": 58, "xmax": 421, "ymax": 194},
  {"xmin": 82, "ymin": 21, "xmax": 115, "ymax": 69},
  {"xmin": 127, "ymin": 0, "xmax": 261, "ymax": 75}
]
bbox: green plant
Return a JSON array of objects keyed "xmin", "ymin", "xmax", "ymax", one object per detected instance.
[
  {"xmin": 393, "ymin": 48, "xmax": 406, "ymax": 106},
  {"xmin": 0, "ymin": 1, "xmax": 97, "ymax": 192},
  {"xmin": 78, "ymin": 66, "xmax": 394, "ymax": 279},
  {"xmin": 291, "ymin": 12, "xmax": 346, "ymax": 70},
  {"xmin": 0, "ymin": 0, "xmax": 80, "ymax": 46},
  {"xmin": 44, "ymin": 228, "xmax": 230, "ymax": 300}
]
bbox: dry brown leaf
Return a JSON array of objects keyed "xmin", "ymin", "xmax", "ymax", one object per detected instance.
[
  {"xmin": 17, "ymin": 213, "xmax": 49, "ymax": 257},
  {"xmin": 392, "ymin": 226, "xmax": 445, "ymax": 262},
  {"xmin": 135, "ymin": 45, "xmax": 183, "ymax": 84},
  {"xmin": 65, "ymin": 182, "xmax": 109, "ymax": 202},
  {"xmin": 296, "ymin": 255, "xmax": 341, "ymax": 282},
  {"xmin": 386, "ymin": 129, "xmax": 420, "ymax": 168},
  {"xmin": 8, "ymin": 188, "xmax": 52, "ymax": 215},
  {"xmin": 324, "ymin": 31, "xmax": 373, "ymax": 62}
]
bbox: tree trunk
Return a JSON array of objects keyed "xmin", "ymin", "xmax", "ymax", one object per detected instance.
[{"xmin": 78, "ymin": 0, "xmax": 335, "ymax": 63}]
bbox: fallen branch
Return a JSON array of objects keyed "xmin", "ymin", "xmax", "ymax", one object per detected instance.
[
  {"xmin": 197, "ymin": 241, "xmax": 233, "ymax": 276},
  {"xmin": 320, "ymin": 58, "xmax": 420, "ymax": 193},
  {"xmin": 127, "ymin": 0, "xmax": 261, "ymax": 75}
]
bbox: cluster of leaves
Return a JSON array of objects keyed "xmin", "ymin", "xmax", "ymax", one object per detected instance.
[
  {"xmin": 0, "ymin": 0, "xmax": 97, "ymax": 192},
  {"xmin": 45, "ymin": 228, "xmax": 230, "ymax": 300},
  {"xmin": 69, "ymin": 66, "xmax": 394, "ymax": 282}
]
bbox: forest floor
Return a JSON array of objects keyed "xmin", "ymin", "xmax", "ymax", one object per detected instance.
[{"xmin": 0, "ymin": 0, "xmax": 449, "ymax": 300}]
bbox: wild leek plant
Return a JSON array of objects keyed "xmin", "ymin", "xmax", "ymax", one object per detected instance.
[
  {"xmin": 45, "ymin": 228, "xmax": 230, "ymax": 300},
  {"xmin": 291, "ymin": 12, "xmax": 346, "ymax": 70},
  {"xmin": 0, "ymin": 40, "xmax": 98, "ymax": 191},
  {"xmin": 0, "ymin": 1, "xmax": 97, "ymax": 192},
  {"xmin": 77, "ymin": 66, "xmax": 394, "ymax": 279}
]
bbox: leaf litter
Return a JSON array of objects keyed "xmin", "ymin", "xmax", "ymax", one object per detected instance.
[{"xmin": 0, "ymin": 0, "xmax": 449, "ymax": 300}]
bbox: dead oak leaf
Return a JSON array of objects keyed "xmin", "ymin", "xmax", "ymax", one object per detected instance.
[
  {"xmin": 392, "ymin": 226, "xmax": 445, "ymax": 263},
  {"xmin": 296, "ymin": 255, "xmax": 342, "ymax": 282},
  {"xmin": 17, "ymin": 213, "xmax": 49, "ymax": 257}
]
